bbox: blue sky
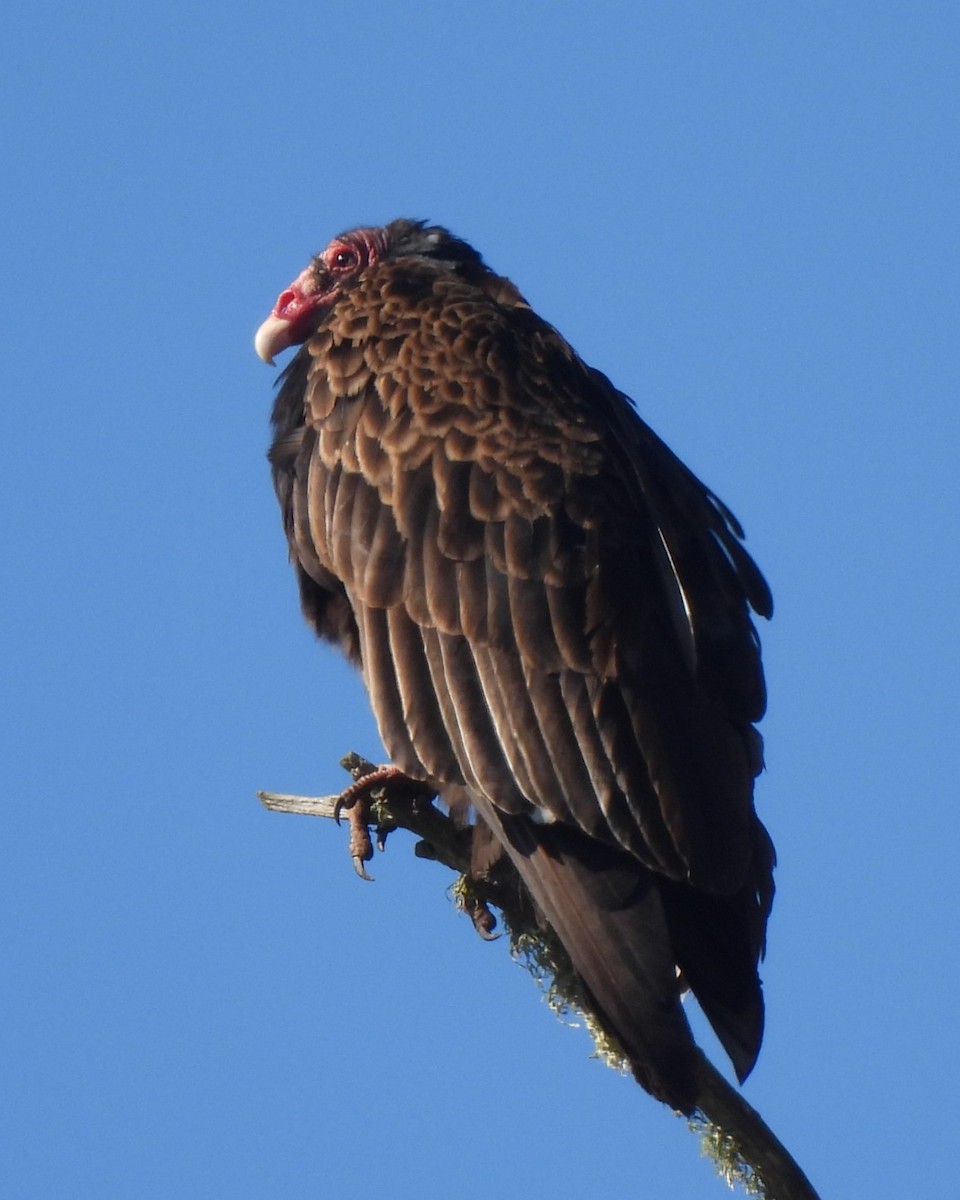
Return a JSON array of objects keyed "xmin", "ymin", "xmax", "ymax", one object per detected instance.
[{"xmin": 2, "ymin": 4, "xmax": 958, "ymax": 1197}]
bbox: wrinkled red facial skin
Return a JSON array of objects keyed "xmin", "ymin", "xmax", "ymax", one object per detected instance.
[
  {"xmin": 318, "ymin": 226, "xmax": 387, "ymax": 281},
  {"xmin": 258, "ymin": 227, "xmax": 388, "ymax": 363},
  {"xmin": 276, "ymin": 228, "xmax": 387, "ymax": 327},
  {"xmin": 269, "ymin": 265, "xmax": 326, "ymax": 343}
]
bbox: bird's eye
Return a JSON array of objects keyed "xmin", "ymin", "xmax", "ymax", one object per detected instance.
[{"xmin": 331, "ymin": 246, "xmax": 359, "ymax": 272}]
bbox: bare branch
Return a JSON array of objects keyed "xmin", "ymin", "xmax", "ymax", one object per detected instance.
[{"xmin": 257, "ymin": 790, "xmax": 342, "ymax": 818}]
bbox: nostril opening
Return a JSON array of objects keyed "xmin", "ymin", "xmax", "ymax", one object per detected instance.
[{"xmin": 275, "ymin": 288, "xmax": 299, "ymax": 317}]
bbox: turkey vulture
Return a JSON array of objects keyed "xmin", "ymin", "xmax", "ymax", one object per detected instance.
[{"xmin": 256, "ymin": 220, "xmax": 775, "ymax": 1114}]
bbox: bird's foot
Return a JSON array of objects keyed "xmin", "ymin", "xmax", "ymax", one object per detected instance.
[
  {"xmin": 461, "ymin": 891, "xmax": 500, "ymax": 941},
  {"xmin": 451, "ymin": 873, "xmax": 501, "ymax": 941},
  {"xmin": 334, "ymin": 763, "xmax": 422, "ymax": 881}
]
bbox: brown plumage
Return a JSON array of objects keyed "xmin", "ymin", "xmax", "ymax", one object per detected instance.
[{"xmin": 256, "ymin": 219, "xmax": 775, "ymax": 1113}]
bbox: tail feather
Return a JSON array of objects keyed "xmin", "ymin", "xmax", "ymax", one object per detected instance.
[
  {"xmin": 467, "ymin": 800, "xmax": 768, "ymax": 1111},
  {"xmin": 487, "ymin": 807, "xmax": 703, "ymax": 1112},
  {"xmin": 660, "ymin": 880, "xmax": 765, "ymax": 1082}
]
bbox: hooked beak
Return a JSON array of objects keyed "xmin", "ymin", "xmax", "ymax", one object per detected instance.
[
  {"xmin": 254, "ymin": 266, "xmax": 326, "ymax": 365},
  {"xmin": 254, "ymin": 313, "xmax": 295, "ymax": 366}
]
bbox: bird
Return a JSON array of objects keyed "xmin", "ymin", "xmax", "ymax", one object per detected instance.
[{"xmin": 255, "ymin": 219, "xmax": 776, "ymax": 1115}]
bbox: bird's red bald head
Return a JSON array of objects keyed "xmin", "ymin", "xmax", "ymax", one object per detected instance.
[{"xmin": 255, "ymin": 227, "xmax": 387, "ymax": 365}]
